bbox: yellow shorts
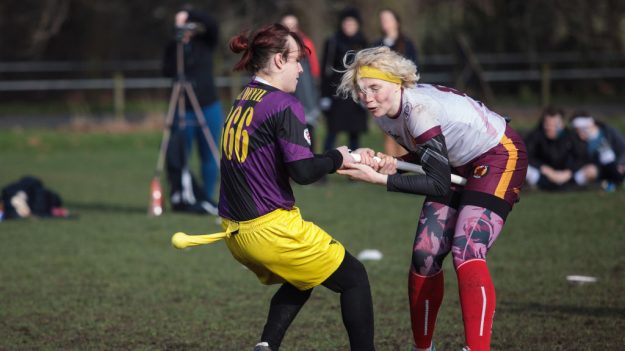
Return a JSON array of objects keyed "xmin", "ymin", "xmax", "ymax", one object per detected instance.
[{"xmin": 222, "ymin": 207, "xmax": 345, "ymax": 291}]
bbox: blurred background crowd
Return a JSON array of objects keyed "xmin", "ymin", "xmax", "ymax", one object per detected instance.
[{"xmin": 2, "ymin": 0, "xmax": 625, "ymax": 197}]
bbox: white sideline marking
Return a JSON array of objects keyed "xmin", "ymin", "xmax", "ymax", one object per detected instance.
[
  {"xmin": 566, "ymin": 275, "xmax": 597, "ymax": 284},
  {"xmin": 357, "ymin": 249, "xmax": 383, "ymax": 261}
]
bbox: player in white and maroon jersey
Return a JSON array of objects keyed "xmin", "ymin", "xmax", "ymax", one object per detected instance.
[{"xmin": 336, "ymin": 46, "xmax": 528, "ymax": 351}]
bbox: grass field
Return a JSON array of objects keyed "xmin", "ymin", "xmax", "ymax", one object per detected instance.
[{"xmin": 1, "ymin": 127, "xmax": 624, "ymax": 351}]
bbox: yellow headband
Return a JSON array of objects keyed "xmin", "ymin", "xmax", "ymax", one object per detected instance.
[{"xmin": 357, "ymin": 65, "xmax": 401, "ymax": 85}]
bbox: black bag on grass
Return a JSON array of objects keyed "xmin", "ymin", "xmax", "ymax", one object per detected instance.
[{"xmin": 1, "ymin": 176, "xmax": 67, "ymax": 219}]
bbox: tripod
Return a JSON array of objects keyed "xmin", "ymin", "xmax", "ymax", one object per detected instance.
[{"xmin": 149, "ymin": 36, "xmax": 221, "ymax": 216}]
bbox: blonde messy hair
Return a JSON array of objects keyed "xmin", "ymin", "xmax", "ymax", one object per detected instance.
[{"xmin": 336, "ymin": 46, "xmax": 419, "ymax": 102}]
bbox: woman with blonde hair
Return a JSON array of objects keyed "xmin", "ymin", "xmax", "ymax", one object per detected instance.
[
  {"xmin": 373, "ymin": 8, "xmax": 418, "ymax": 157},
  {"xmin": 336, "ymin": 46, "xmax": 528, "ymax": 351}
]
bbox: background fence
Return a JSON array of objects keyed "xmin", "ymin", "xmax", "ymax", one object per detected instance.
[{"xmin": 2, "ymin": 51, "xmax": 625, "ymax": 118}]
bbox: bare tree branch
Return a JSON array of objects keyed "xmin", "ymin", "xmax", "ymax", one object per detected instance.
[{"xmin": 27, "ymin": 0, "xmax": 70, "ymax": 58}]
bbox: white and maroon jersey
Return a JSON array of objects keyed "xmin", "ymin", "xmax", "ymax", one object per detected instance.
[{"xmin": 374, "ymin": 84, "xmax": 507, "ymax": 167}]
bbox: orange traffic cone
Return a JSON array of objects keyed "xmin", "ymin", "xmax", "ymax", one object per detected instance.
[{"xmin": 148, "ymin": 176, "xmax": 163, "ymax": 216}]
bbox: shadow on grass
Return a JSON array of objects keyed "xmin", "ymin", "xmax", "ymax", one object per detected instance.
[
  {"xmin": 66, "ymin": 201, "xmax": 147, "ymax": 214},
  {"xmin": 499, "ymin": 301, "xmax": 625, "ymax": 319}
]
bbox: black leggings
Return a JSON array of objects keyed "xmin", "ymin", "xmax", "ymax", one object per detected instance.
[{"xmin": 260, "ymin": 251, "xmax": 375, "ymax": 351}]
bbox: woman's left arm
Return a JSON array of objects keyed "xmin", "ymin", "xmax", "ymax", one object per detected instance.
[
  {"xmin": 338, "ymin": 134, "xmax": 453, "ymax": 197},
  {"xmin": 386, "ymin": 134, "xmax": 452, "ymax": 197}
]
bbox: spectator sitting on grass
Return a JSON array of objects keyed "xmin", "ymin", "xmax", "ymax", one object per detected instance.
[
  {"xmin": 570, "ymin": 112, "xmax": 625, "ymax": 191},
  {"xmin": 524, "ymin": 106, "xmax": 595, "ymax": 191}
]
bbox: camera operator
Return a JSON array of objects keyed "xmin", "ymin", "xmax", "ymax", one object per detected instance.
[{"xmin": 162, "ymin": 7, "xmax": 223, "ymax": 211}]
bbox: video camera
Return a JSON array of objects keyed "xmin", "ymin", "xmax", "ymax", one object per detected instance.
[{"xmin": 175, "ymin": 22, "xmax": 205, "ymax": 41}]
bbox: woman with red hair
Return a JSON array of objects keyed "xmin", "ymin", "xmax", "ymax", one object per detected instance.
[{"xmin": 182, "ymin": 23, "xmax": 377, "ymax": 351}]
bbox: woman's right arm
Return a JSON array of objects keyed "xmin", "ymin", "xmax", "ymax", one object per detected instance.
[{"xmin": 286, "ymin": 150, "xmax": 344, "ymax": 185}]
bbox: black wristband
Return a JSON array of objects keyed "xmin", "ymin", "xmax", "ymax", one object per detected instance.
[{"xmin": 324, "ymin": 149, "xmax": 343, "ymax": 173}]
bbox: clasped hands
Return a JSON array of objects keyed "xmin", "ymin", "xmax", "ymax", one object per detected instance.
[{"xmin": 334, "ymin": 147, "xmax": 398, "ymax": 185}]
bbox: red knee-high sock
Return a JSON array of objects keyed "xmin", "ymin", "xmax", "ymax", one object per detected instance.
[
  {"xmin": 409, "ymin": 270, "xmax": 444, "ymax": 349},
  {"xmin": 456, "ymin": 259, "xmax": 496, "ymax": 351}
]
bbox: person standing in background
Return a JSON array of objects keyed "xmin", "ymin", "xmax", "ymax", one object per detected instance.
[
  {"xmin": 373, "ymin": 8, "xmax": 418, "ymax": 157},
  {"xmin": 280, "ymin": 12, "xmax": 322, "ymax": 152},
  {"xmin": 320, "ymin": 7, "xmax": 368, "ymax": 152},
  {"xmin": 162, "ymin": 6, "xmax": 223, "ymax": 208}
]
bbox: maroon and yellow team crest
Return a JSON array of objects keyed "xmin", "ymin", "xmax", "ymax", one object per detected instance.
[{"xmin": 473, "ymin": 165, "xmax": 489, "ymax": 178}]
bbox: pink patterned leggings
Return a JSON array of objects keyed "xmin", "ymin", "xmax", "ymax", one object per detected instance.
[{"xmin": 411, "ymin": 202, "xmax": 505, "ymax": 275}]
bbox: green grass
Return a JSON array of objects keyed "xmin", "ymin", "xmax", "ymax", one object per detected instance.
[
  {"xmin": 0, "ymin": 98, "xmax": 169, "ymax": 116},
  {"xmin": 1, "ymin": 128, "xmax": 624, "ymax": 351}
]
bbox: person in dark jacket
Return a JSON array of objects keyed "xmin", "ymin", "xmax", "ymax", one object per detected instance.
[
  {"xmin": 320, "ymin": 7, "xmax": 368, "ymax": 152},
  {"xmin": 570, "ymin": 112, "xmax": 625, "ymax": 190},
  {"xmin": 524, "ymin": 107, "xmax": 594, "ymax": 190},
  {"xmin": 373, "ymin": 9, "xmax": 418, "ymax": 65},
  {"xmin": 162, "ymin": 6, "xmax": 223, "ymax": 207},
  {"xmin": 372, "ymin": 8, "xmax": 418, "ymax": 157}
]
